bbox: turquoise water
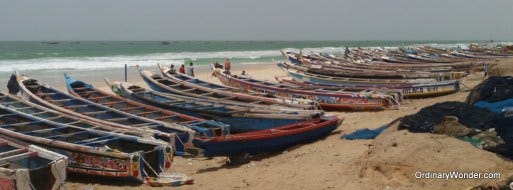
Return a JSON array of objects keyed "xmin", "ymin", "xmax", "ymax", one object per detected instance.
[
  {"xmin": 0, "ymin": 40, "xmax": 509, "ymax": 90},
  {"xmin": 0, "ymin": 40, "xmax": 506, "ymax": 73}
]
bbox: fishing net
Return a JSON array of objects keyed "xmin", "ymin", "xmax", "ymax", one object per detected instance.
[
  {"xmin": 466, "ymin": 76, "xmax": 513, "ymax": 104},
  {"xmin": 399, "ymin": 101, "xmax": 497, "ymax": 133}
]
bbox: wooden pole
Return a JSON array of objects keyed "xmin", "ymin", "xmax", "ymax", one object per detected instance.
[{"xmin": 124, "ymin": 64, "xmax": 128, "ymax": 82}]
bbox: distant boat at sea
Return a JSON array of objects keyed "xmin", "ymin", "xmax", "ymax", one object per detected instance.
[{"xmin": 41, "ymin": 41, "xmax": 60, "ymax": 45}]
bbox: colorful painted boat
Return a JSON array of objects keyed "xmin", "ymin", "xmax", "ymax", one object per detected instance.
[
  {"xmin": 64, "ymin": 74, "xmax": 230, "ymax": 137},
  {"xmin": 192, "ymin": 115, "xmax": 341, "ymax": 157},
  {"xmin": 276, "ymin": 61, "xmax": 439, "ymax": 85},
  {"xmin": 14, "ymin": 73, "xmax": 200, "ymax": 155},
  {"xmin": 0, "ymin": 103, "xmax": 172, "ymax": 182},
  {"xmin": 0, "ymin": 137, "xmax": 67, "ymax": 190},
  {"xmin": 138, "ymin": 65, "xmax": 316, "ymax": 110},
  {"xmin": 107, "ymin": 80, "xmax": 323, "ymax": 132},
  {"xmin": 212, "ymin": 66, "xmax": 399, "ymax": 111},
  {"xmin": 277, "ymin": 77, "xmax": 460, "ymax": 99}
]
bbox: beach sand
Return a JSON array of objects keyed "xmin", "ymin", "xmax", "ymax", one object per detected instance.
[{"xmin": 38, "ymin": 59, "xmax": 512, "ymax": 189}]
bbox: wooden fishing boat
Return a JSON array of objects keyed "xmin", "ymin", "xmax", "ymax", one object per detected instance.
[
  {"xmin": 137, "ymin": 65, "xmax": 316, "ymax": 110},
  {"xmin": 0, "ymin": 92, "xmax": 164, "ymax": 141},
  {"xmin": 281, "ymin": 51, "xmax": 467, "ymax": 80},
  {"xmin": 64, "ymin": 74, "xmax": 230, "ymax": 137},
  {"xmin": 107, "ymin": 80, "xmax": 323, "ymax": 132},
  {"xmin": 281, "ymin": 50, "xmax": 477, "ymax": 72},
  {"xmin": 0, "ymin": 103, "xmax": 173, "ymax": 182},
  {"xmin": 14, "ymin": 73, "xmax": 203, "ymax": 155},
  {"xmin": 192, "ymin": 115, "xmax": 341, "ymax": 157},
  {"xmin": 212, "ymin": 66, "xmax": 399, "ymax": 111},
  {"xmin": 0, "ymin": 137, "xmax": 67, "ymax": 190},
  {"xmin": 276, "ymin": 61, "xmax": 439, "ymax": 85},
  {"xmin": 277, "ymin": 77, "xmax": 460, "ymax": 99}
]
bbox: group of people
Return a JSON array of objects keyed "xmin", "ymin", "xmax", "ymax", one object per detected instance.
[
  {"xmin": 167, "ymin": 58, "xmax": 247, "ymax": 77},
  {"xmin": 213, "ymin": 58, "xmax": 232, "ymax": 74},
  {"xmin": 168, "ymin": 61, "xmax": 195, "ymax": 76}
]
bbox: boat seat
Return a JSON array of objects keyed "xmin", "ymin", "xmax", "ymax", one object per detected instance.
[
  {"xmin": 119, "ymin": 106, "xmax": 145, "ymax": 111},
  {"xmin": 82, "ymin": 110, "xmax": 109, "ymax": 115},
  {"xmin": 31, "ymin": 111, "xmax": 49, "ymax": 116},
  {"xmin": 0, "ymin": 121, "xmax": 44, "ymax": 128},
  {"xmin": 0, "ymin": 113, "xmax": 19, "ymax": 118},
  {"xmin": 104, "ymin": 117, "xmax": 131, "ymax": 122},
  {"xmin": 0, "ymin": 152, "xmax": 37, "ymax": 164},
  {"xmin": 0, "ymin": 101, "xmax": 21, "ymax": 105},
  {"xmin": 152, "ymin": 115, "xmax": 180, "ymax": 121},
  {"xmin": 47, "ymin": 131, "xmax": 90, "ymax": 140},
  {"xmin": 88, "ymin": 96, "xmax": 110, "ymax": 101},
  {"xmin": 49, "ymin": 98, "xmax": 73, "ymax": 103},
  {"xmin": 63, "ymin": 121, "xmax": 82, "ymax": 125},
  {"xmin": 199, "ymin": 92, "xmax": 216, "ymax": 96},
  {"xmin": 37, "ymin": 92, "xmax": 57, "ymax": 96},
  {"xmin": 101, "ymin": 101, "xmax": 124, "ymax": 106},
  {"xmin": 74, "ymin": 135, "xmax": 118, "ymax": 145},
  {"xmin": 8, "ymin": 106, "xmax": 33, "ymax": 111},
  {"xmin": 250, "ymin": 101, "xmax": 263, "ymax": 104},
  {"xmin": 22, "ymin": 126, "xmax": 69, "ymax": 135},
  {"xmin": 80, "ymin": 137, "xmax": 122, "ymax": 146},
  {"xmin": 168, "ymin": 84, "xmax": 182, "ymax": 87},
  {"xmin": 164, "ymin": 100, "xmax": 186, "ymax": 105},
  {"xmin": 65, "ymin": 104, "xmax": 89, "ymax": 109},
  {"xmin": 220, "ymin": 96, "xmax": 236, "ymax": 100},
  {"xmin": 72, "ymin": 87, "xmax": 88, "ymax": 91},
  {"xmin": 130, "ymin": 123, "xmax": 158, "ymax": 128},
  {"xmin": 189, "ymin": 105, "xmax": 215, "ymax": 110},
  {"xmin": 24, "ymin": 85, "xmax": 40, "ymax": 88},
  {"xmin": 138, "ymin": 110, "xmax": 161, "ymax": 116},
  {"xmin": 180, "ymin": 88, "xmax": 197, "ymax": 92}
]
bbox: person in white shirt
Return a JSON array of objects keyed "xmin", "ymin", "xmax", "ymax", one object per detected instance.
[{"xmin": 186, "ymin": 61, "xmax": 195, "ymax": 77}]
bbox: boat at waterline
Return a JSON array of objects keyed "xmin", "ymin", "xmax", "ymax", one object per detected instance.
[{"xmin": 0, "ymin": 137, "xmax": 67, "ymax": 190}]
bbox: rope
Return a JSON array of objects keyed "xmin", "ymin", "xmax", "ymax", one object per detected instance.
[{"xmin": 140, "ymin": 155, "xmax": 160, "ymax": 177}]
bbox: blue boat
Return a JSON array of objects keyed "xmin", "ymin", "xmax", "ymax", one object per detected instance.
[
  {"xmin": 15, "ymin": 73, "xmax": 225, "ymax": 155},
  {"xmin": 137, "ymin": 64, "xmax": 315, "ymax": 110},
  {"xmin": 192, "ymin": 115, "xmax": 341, "ymax": 157},
  {"xmin": 107, "ymin": 80, "xmax": 323, "ymax": 132}
]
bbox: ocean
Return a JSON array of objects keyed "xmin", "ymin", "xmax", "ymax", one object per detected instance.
[{"xmin": 0, "ymin": 40, "xmax": 509, "ymax": 89}]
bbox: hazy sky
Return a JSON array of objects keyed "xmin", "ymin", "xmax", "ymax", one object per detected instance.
[{"xmin": 0, "ymin": 0, "xmax": 511, "ymax": 41}]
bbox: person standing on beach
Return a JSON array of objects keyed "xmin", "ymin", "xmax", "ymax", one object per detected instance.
[
  {"xmin": 187, "ymin": 61, "xmax": 195, "ymax": 77},
  {"xmin": 484, "ymin": 63, "xmax": 488, "ymax": 78},
  {"xmin": 168, "ymin": 64, "xmax": 176, "ymax": 74},
  {"xmin": 7, "ymin": 74, "xmax": 20, "ymax": 95},
  {"xmin": 224, "ymin": 58, "xmax": 231, "ymax": 74},
  {"xmin": 179, "ymin": 64, "xmax": 185, "ymax": 74}
]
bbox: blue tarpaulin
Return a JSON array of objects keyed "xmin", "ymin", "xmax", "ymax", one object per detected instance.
[
  {"xmin": 474, "ymin": 98, "xmax": 513, "ymax": 113},
  {"xmin": 341, "ymin": 125, "xmax": 389, "ymax": 140}
]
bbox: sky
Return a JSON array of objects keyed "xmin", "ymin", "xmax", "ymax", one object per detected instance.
[{"xmin": 0, "ymin": 0, "xmax": 512, "ymax": 41}]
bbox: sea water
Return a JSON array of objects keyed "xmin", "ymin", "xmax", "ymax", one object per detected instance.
[{"xmin": 0, "ymin": 40, "xmax": 510, "ymax": 89}]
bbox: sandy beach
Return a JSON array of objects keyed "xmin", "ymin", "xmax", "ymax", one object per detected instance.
[{"xmin": 37, "ymin": 58, "xmax": 508, "ymax": 190}]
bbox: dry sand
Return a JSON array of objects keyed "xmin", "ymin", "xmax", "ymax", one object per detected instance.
[{"xmin": 61, "ymin": 59, "xmax": 513, "ymax": 190}]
